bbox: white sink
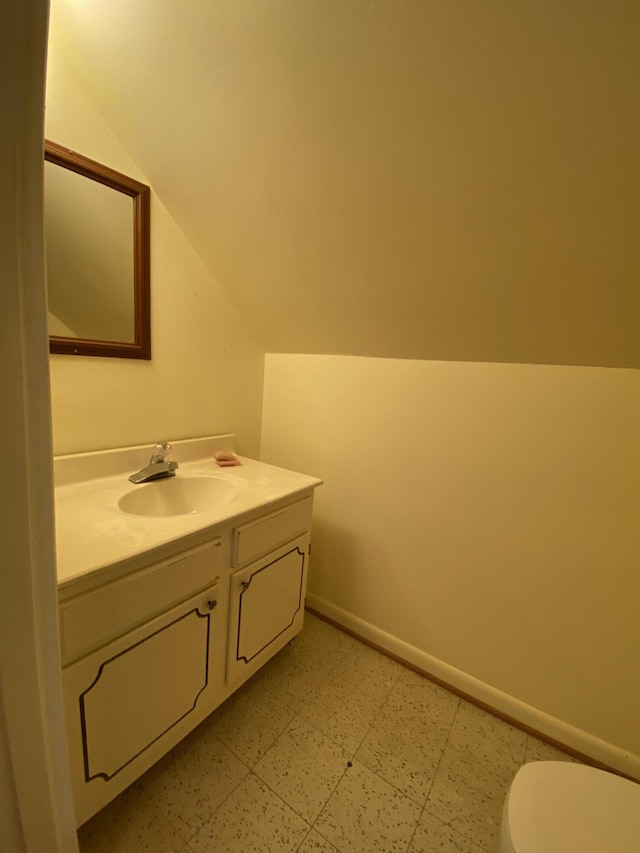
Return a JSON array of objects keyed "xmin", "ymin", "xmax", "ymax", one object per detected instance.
[{"xmin": 118, "ymin": 476, "xmax": 238, "ymax": 517}]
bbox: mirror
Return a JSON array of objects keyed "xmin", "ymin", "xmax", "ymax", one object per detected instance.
[{"xmin": 44, "ymin": 140, "xmax": 151, "ymax": 359}]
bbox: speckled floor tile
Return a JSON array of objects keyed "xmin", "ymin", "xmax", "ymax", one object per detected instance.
[
  {"xmin": 524, "ymin": 735, "xmax": 582, "ymax": 763},
  {"xmin": 298, "ymin": 616, "xmax": 403, "ymax": 693},
  {"xmin": 425, "ymin": 742, "xmax": 521, "ymax": 851},
  {"xmin": 446, "ymin": 701, "xmax": 526, "ymax": 770},
  {"xmin": 77, "ymin": 619, "xmax": 578, "ymax": 853},
  {"xmin": 288, "ymin": 613, "xmax": 353, "ymax": 662},
  {"xmin": 296, "ymin": 829, "xmax": 339, "ymax": 851},
  {"xmin": 139, "ymin": 721, "xmax": 249, "ymax": 839},
  {"xmin": 207, "ymin": 675, "xmax": 296, "ymax": 767},
  {"xmin": 326, "ymin": 639, "xmax": 404, "ymax": 701},
  {"xmin": 251, "ymin": 641, "xmax": 333, "ymax": 712},
  {"xmin": 77, "ymin": 782, "xmax": 187, "ymax": 853},
  {"xmin": 314, "ymin": 760, "xmax": 421, "ymax": 853},
  {"xmin": 189, "ymin": 773, "xmax": 309, "ymax": 853},
  {"xmin": 356, "ymin": 669, "xmax": 459, "ymax": 804},
  {"xmin": 297, "ymin": 677, "xmax": 385, "ymax": 754},
  {"xmin": 356, "ymin": 718, "xmax": 445, "ymax": 806},
  {"xmin": 254, "ymin": 716, "xmax": 349, "ymax": 822},
  {"xmin": 407, "ymin": 811, "xmax": 487, "ymax": 853},
  {"xmin": 390, "ymin": 669, "xmax": 461, "ymax": 729},
  {"xmin": 370, "ymin": 670, "xmax": 459, "ymax": 746}
]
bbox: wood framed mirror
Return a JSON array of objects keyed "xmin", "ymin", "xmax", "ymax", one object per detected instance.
[{"xmin": 44, "ymin": 140, "xmax": 151, "ymax": 359}]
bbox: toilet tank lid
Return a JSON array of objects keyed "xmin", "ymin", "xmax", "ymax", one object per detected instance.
[{"xmin": 507, "ymin": 761, "xmax": 640, "ymax": 853}]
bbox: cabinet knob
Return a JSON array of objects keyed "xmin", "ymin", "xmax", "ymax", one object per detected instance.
[
  {"xmin": 241, "ymin": 581, "xmax": 251, "ymax": 591},
  {"xmin": 207, "ymin": 600, "xmax": 217, "ymax": 611}
]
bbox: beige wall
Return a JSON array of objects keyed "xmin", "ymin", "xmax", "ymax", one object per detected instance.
[
  {"xmin": 261, "ymin": 354, "xmax": 640, "ymax": 776},
  {"xmin": 50, "ymin": 0, "xmax": 640, "ymax": 369},
  {"xmin": 45, "ymin": 44, "xmax": 265, "ymax": 456}
]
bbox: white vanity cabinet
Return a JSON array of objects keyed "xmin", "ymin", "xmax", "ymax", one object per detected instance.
[
  {"xmin": 60, "ymin": 539, "xmax": 227, "ymax": 825},
  {"xmin": 58, "ymin": 488, "xmax": 317, "ymax": 827}
]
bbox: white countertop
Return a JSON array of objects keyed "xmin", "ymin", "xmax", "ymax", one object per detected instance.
[{"xmin": 54, "ymin": 436, "xmax": 322, "ymax": 590}]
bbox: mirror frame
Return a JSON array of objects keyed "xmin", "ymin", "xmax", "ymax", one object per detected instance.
[{"xmin": 44, "ymin": 139, "xmax": 151, "ymax": 359}]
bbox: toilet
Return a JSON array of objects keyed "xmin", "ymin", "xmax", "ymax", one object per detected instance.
[{"xmin": 501, "ymin": 761, "xmax": 640, "ymax": 852}]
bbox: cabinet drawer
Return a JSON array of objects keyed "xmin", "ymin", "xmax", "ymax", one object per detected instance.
[
  {"xmin": 60, "ymin": 538, "xmax": 222, "ymax": 665},
  {"xmin": 232, "ymin": 496, "xmax": 312, "ymax": 568}
]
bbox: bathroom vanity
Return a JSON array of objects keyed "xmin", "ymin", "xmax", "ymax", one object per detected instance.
[{"xmin": 54, "ymin": 435, "xmax": 321, "ymax": 826}]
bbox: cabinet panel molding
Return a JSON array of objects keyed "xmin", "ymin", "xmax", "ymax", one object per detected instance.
[
  {"xmin": 227, "ymin": 534, "xmax": 310, "ymax": 685},
  {"xmin": 80, "ymin": 607, "xmax": 210, "ymax": 781},
  {"xmin": 64, "ymin": 583, "xmax": 222, "ymax": 824},
  {"xmin": 237, "ymin": 547, "xmax": 306, "ymax": 663}
]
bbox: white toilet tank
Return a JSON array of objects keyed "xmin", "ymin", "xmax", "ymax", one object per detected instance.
[{"xmin": 501, "ymin": 761, "xmax": 640, "ymax": 853}]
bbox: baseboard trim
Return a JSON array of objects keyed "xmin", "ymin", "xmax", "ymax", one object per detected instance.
[{"xmin": 305, "ymin": 594, "xmax": 640, "ymax": 782}]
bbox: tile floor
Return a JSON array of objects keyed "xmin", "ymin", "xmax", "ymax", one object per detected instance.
[{"xmin": 77, "ymin": 612, "xmax": 580, "ymax": 853}]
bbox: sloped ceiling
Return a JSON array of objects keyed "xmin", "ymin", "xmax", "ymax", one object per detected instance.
[{"xmin": 49, "ymin": 0, "xmax": 640, "ymax": 367}]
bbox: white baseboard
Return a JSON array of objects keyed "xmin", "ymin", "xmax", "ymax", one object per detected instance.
[{"xmin": 306, "ymin": 593, "xmax": 640, "ymax": 782}]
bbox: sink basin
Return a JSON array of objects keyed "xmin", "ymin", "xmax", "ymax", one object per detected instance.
[{"xmin": 118, "ymin": 476, "xmax": 238, "ymax": 517}]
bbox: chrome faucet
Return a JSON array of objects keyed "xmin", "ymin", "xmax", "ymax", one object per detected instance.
[{"xmin": 129, "ymin": 442, "xmax": 179, "ymax": 484}]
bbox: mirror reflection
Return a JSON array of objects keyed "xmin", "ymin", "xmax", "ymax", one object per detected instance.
[{"xmin": 44, "ymin": 140, "xmax": 151, "ymax": 359}]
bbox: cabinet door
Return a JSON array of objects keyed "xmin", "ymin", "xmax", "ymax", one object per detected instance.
[
  {"xmin": 227, "ymin": 534, "xmax": 309, "ymax": 686},
  {"xmin": 64, "ymin": 583, "xmax": 222, "ymax": 825}
]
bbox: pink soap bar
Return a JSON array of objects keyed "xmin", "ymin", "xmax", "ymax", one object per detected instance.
[{"xmin": 213, "ymin": 451, "xmax": 240, "ymax": 467}]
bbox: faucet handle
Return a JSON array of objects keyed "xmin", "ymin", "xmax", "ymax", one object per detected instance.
[{"xmin": 149, "ymin": 442, "xmax": 172, "ymax": 464}]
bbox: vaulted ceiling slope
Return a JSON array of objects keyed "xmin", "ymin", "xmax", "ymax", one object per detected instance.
[{"xmin": 49, "ymin": 0, "xmax": 640, "ymax": 368}]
